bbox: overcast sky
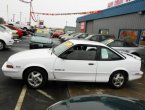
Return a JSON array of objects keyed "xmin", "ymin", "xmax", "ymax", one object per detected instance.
[{"xmin": 0, "ymin": 0, "xmax": 113, "ymax": 28}]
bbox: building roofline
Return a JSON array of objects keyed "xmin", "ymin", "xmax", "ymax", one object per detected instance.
[{"xmin": 77, "ymin": 0, "xmax": 145, "ymax": 22}]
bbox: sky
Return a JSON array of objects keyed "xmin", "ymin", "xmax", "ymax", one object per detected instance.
[{"xmin": 0, "ymin": 0, "xmax": 113, "ymax": 28}]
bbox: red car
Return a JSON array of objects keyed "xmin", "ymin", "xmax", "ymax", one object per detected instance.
[
  {"xmin": 52, "ymin": 31, "xmax": 64, "ymax": 38},
  {"xmin": 5, "ymin": 25, "xmax": 23, "ymax": 38}
]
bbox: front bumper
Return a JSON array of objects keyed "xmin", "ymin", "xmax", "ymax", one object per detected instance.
[{"xmin": 2, "ymin": 62, "xmax": 22, "ymax": 79}]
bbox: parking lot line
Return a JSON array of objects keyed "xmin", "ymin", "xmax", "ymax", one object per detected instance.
[
  {"xmin": 37, "ymin": 89, "xmax": 55, "ymax": 100},
  {"xmin": 15, "ymin": 85, "xmax": 27, "ymax": 110}
]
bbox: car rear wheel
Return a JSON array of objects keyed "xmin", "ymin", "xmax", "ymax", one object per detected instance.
[
  {"xmin": 109, "ymin": 72, "xmax": 127, "ymax": 89},
  {"xmin": 0, "ymin": 41, "xmax": 5, "ymax": 50},
  {"xmin": 24, "ymin": 68, "xmax": 47, "ymax": 89}
]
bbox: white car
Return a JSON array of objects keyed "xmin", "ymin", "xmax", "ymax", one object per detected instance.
[
  {"xmin": 2, "ymin": 40, "xmax": 143, "ymax": 88},
  {"xmin": 0, "ymin": 25, "xmax": 19, "ymax": 39},
  {"xmin": 0, "ymin": 26, "xmax": 14, "ymax": 50}
]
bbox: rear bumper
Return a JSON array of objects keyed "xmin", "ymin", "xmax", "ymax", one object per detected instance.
[
  {"xmin": 129, "ymin": 71, "xmax": 143, "ymax": 81},
  {"xmin": 5, "ymin": 39, "xmax": 14, "ymax": 47}
]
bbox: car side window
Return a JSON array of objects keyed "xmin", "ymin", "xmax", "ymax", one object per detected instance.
[
  {"xmin": 59, "ymin": 45, "xmax": 98, "ymax": 61},
  {"xmin": 90, "ymin": 35, "xmax": 99, "ymax": 41},
  {"xmin": 108, "ymin": 41, "xmax": 124, "ymax": 47},
  {"xmin": 79, "ymin": 34, "xmax": 88, "ymax": 38},
  {"xmin": 100, "ymin": 47, "xmax": 123, "ymax": 60},
  {"xmin": 100, "ymin": 35, "xmax": 107, "ymax": 41}
]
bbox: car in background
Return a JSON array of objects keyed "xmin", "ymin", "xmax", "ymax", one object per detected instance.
[
  {"xmin": 0, "ymin": 25, "xmax": 19, "ymax": 39},
  {"xmin": 59, "ymin": 32, "xmax": 75, "ymax": 39},
  {"xmin": 2, "ymin": 40, "xmax": 143, "ymax": 88},
  {"xmin": 85, "ymin": 34, "xmax": 115, "ymax": 42},
  {"xmin": 61, "ymin": 33, "xmax": 86, "ymax": 42},
  {"xmin": 52, "ymin": 30, "xmax": 64, "ymax": 38},
  {"xmin": 70, "ymin": 33, "xmax": 89, "ymax": 40},
  {"xmin": 14, "ymin": 21, "xmax": 30, "ymax": 31},
  {"xmin": 47, "ymin": 94, "xmax": 145, "ymax": 110},
  {"xmin": 0, "ymin": 26, "xmax": 14, "ymax": 50},
  {"xmin": 5, "ymin": 25, "xmax": 23, "ymax": 38},
  {"xmin": 60, "ymin": 32, "xmax": 78, "ymax": 42},
  {"xmin": 30, "ymin": 32, "xmax": 53, "ymax": 49},
  {"xmin": 102, "ymin": 38, "xmax": 145, "ymax": 62}
]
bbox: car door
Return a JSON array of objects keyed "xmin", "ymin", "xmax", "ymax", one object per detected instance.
[
  {"xmin": 96, "ymin": 47, "xmax": 124, "ymax": 82},
  {"xmin": 53, "ymin": 44, "xmax": 99, "ymax": 82}
]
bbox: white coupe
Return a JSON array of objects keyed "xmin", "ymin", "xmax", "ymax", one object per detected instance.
[{"xmin": 2, "ymin": 40, "xmax": 143, "ymax": 89}]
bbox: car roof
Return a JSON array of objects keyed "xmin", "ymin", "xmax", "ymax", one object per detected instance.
[
  {"xmin": 69, "ymin": 39, "xmax": 107, "ymax": 47},
  {"xmin": 47, "ymin": 94, "xmax": 145, "ymax": 110}
]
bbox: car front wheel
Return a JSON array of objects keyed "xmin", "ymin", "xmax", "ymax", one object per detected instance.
[
  {"xmin": 24, "ymin": 68, "xmax": 47, "ymax": 89},
  {"xmin": 109, "ymin": 72, "xmax": 127, "ymax": 89}
]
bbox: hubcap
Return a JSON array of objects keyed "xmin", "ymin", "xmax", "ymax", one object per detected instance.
[
  {"xmin": 28, "ymin": 71, "xmax": 43, "ymax": 87},
  {"xmin": 112, "ymin": 73, "xmax": 124, "ymax": 87},
  {"xmin": 0, "ymin": 42, "xmax": 4, "ymax": 50}
]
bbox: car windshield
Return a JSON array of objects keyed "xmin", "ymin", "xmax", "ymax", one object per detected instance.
[
  {"xmin": 85, "ymin": 35, "xmax": 94, "ymax": 40},
  {"xmin": 53, "ymin": 41, "xmax": 74, "ymax": 56},
  {"xmin": 101, "ymin": 38, "xmax": 114, "ymax": 45},
  {"xmin": 74, "ymin": 34, "xmax": 89, "ymax": 39}
]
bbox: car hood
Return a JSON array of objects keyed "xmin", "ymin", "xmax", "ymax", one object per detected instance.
[
  {"xmin": 47, "ymin": 94, "xmax": 145, "ymax": 110},
  {"xmin": 30, "ymin": 36, "xmax": 52, "ymax": 44},
  {"xmin": 8, "ymin": 49, "xmax": 52, "ymax": 62}
]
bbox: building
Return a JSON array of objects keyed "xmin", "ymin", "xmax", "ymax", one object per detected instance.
[
  {"xmin": 76, "ymin": 0, "xmax": 145, "ymax": 45},
  {"xmin": 64, "ymin": 26, "xmax": 76, "ymax": 33}
]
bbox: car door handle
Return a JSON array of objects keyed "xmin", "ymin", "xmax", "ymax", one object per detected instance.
[{"xmin": 88, "ymin": 63, "xmax": 94, "ymax": 65}]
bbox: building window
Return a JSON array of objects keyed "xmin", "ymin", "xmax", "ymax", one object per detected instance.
[
  {"xmin": 99, "ymin": 29, "xmax": 109, "ymax": 34},
  {"xmin": 119, "ymin": 30, "xmax": 138, "ymax": 43},
  {"xmin": 139, "ymin": 30, "xmax": 145, "ymax": 45}
]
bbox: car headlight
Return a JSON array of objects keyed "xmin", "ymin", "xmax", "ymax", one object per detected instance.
[{"xmin": 6, "ymin": 62, "xmax": 14, "ymax": 68}]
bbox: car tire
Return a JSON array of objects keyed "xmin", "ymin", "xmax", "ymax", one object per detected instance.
[
  {"xmin": 23, "ymin": 67, "xmax": 48, "ymax": 89},
  {"xmin": 109, "ymin": 71, "xmax": 127, "ymax": 89},
  {"xmin": 0, "ymin": 40, "xmax": 5, "ymax": 51}
]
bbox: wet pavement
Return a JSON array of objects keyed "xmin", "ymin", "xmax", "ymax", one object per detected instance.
[{"xmin": 0, "ymin": 36, "xmax": 145, "ymax": 110}]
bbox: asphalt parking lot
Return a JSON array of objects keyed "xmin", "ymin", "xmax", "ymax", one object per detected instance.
[{"xmin": 0, "ymin": 36, "xmax": 145, "ymax": 110}]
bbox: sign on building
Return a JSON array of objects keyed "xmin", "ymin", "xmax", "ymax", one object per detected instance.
[
  {"xmin": 108, "ymin": 0, "xmax": 134, "ymax": 8},
  {"xmin": 80, "ymin": 22, "xmax": 86, "ymax": 32}
]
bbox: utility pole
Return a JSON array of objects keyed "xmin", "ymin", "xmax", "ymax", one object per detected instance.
[
  {"xmin": 29, "ymin": 1, "xmax": 31, "ymax": 26},
  {"xmin": 29, "ymin": 0, "xmax": 33, "ymax": 26},
  {"xmin": 66, "ymin": 21, "xmax": 68, "ymax": 26},
  {"xmin": 7, "ymin": 4, "xmax": 9, "ymax": 23},
  {"xmin": 20, "ymin": 12, "xmax": 22, "ymax": 24},
  {"xmin": 13, "ymin": 14, "xmax": 15, "ymax": 22}
]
